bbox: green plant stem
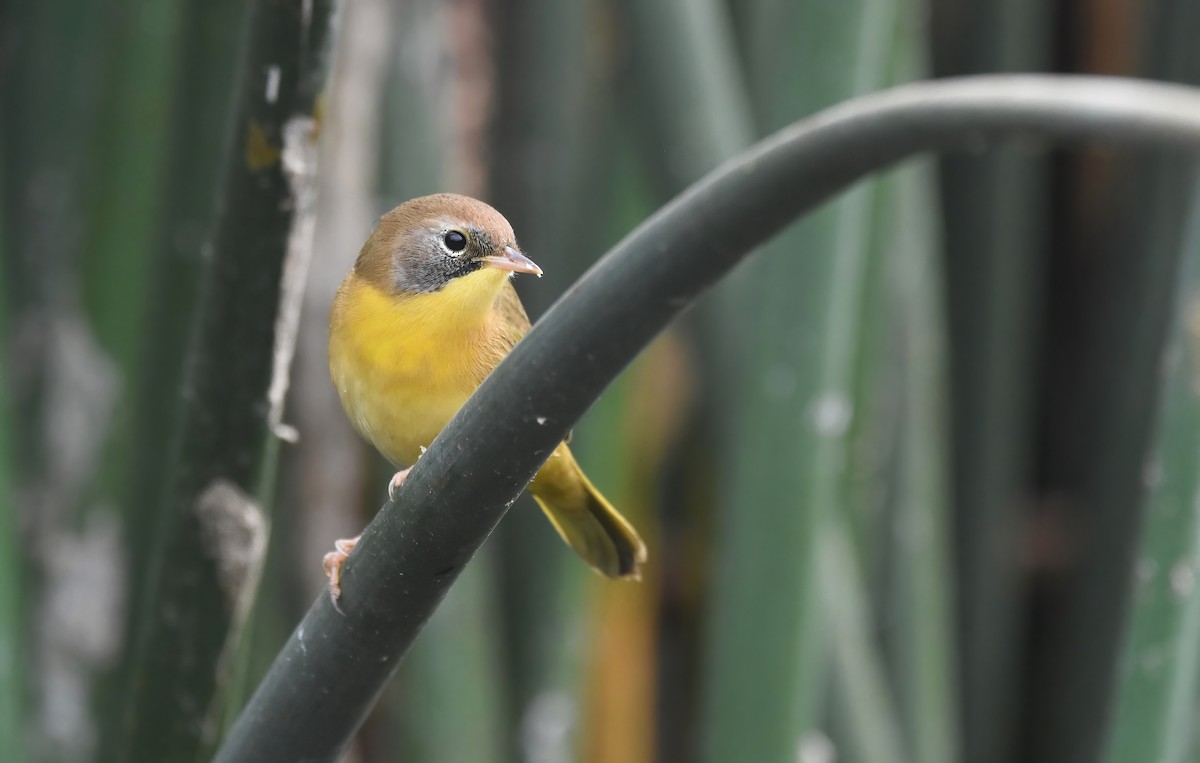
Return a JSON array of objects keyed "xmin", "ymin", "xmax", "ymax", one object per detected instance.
[
  {"xmin": 82, "ymin": 0, "xmax": 184, "ymax": 369},
  {"xmin": 112, "ymin": 0, "xmax": 338, "ymax": 760},
  {"xmin": 0, "ymin": 183, "xmax": 21, "ymax": 763},
  {"xmin": 705, "ymin": 3, "xmax": 898, "ymax": 759},
  {"xmin": 876, "ymin": 11, "xmax": 958, "ymax": 760},
  {"xmin": 620, "ymin": 0, "xmax": 752, "ymax": 189},
  {"xmin": 101, "ymin": 1, "xmax": 250, "ymax": 753},
  {"xmin": 617, "ymin": 2, "xmax": 752, "ymax": 756},
  {"xmin": 888, "ymin": 161, "xmax": 959, "ymax": 763},
  {"xmin": 393, "ymin": 561, "xmax": 508, "ymax": 762},
  {"xmin": 1046, "ymin": 6, "xmax": 1200, "ymax": 760},
  {"xmin": 617, "ymin": 0, "xmax": 752, "ymax": 372},
  {"xmin": 0, "ymin": 0, "xmax": 107, "ymax": 504},
  {"xmin": 213, "ymin": 76, "xmax": 1200, "ymax": 763},
  {"xmin": 1104, "ymin": 173, "xmax": 1200, "ymax": 763},
  {"xmin": 930, "ymin": 3, "xmax": 1052, "ymax": 759},
  {"xmin": 486, "ymin": 1, "xmax": 594, "ymax": 753},
  {"xmin": 119, "ymin": 0, "xmax": 249, "ymax": 576},
  {"xmin": 821, "ymin": 521, "xmax": 908, "ymax": 763}
]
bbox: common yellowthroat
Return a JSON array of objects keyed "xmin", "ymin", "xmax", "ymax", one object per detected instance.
[{"xmin": 323, "ymin": 194, "xmax": 647, "ymax": 599}]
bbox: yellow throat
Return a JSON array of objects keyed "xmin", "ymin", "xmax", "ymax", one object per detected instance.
[{"xmin": 328, "ymin": 266, "xmax": 513, "ymax": 466}]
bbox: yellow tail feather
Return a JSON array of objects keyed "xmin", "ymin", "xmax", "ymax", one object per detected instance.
[{"xmin": 529, "ymin": 446, "xmax": 647, "ymax": 579}]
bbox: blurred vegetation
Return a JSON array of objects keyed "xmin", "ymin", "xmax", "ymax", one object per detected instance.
[
  {"xmin": 4, "ymin": 0, "xmax": 1200, "ymax": 762},
  {"xmin": 930, "ymin": 3, "xmax": 1050, "ymax": 761}
]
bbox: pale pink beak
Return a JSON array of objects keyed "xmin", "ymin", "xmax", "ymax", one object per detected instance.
[{"xmin": 480, "ymin": 245, "xmax": 542, "ymax": 276}]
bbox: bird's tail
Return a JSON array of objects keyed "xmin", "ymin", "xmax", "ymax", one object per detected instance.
[{"xmin": 529, "ymin": 445, "xmax": 647, "ymax": 579}]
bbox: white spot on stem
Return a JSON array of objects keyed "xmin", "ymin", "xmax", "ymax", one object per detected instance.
[
  {"xmin": 809, "ymin": 392, "xmax": 852, "ymax": 437},
  {"xmin": 520, "ymin": 691, "xmax": 575, "ymax": 763},
  {"xmin": 796, "ymin": 730, "xmax": 836, "ymax": 763},
  {"xmin": 265, "ymin": 65, "xmax": 281, "ymax": 103},
  {"xmin": 194, "ymin": 480, "xmax": 268, "ymax": 620}
]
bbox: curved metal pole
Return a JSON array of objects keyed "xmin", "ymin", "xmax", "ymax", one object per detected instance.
[{"xmin": 215, "ymin": 75, "xmax": 1200, "ymax": 763}]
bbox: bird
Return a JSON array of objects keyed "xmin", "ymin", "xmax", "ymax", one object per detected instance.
[{"xmin": 323, "ymin": 193, "xmax": 647, "ymax": 601}]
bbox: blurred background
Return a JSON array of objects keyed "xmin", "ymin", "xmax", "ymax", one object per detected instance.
[{"xmin": 4, "ymin": 0, "xmax": 1200, "ymax": 761}]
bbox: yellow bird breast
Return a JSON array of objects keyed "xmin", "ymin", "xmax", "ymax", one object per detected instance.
[{"xmin": 328, "ymin": 268, "xmax": 512, "ymax": 467}]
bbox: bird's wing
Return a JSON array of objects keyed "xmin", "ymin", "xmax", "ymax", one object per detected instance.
[
  {"xmin": 495, "ymin": 280, "xmax": 533, "ymax": 340},
  {"xmin": 475, "ymin": 281, "xmax": 533, "ymax": 384},
  {"xmin": 489, "ymin": 282, "xmax": 574, "ymax": 443}
]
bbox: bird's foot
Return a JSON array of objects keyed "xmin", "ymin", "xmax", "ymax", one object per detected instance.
[
  {"xmin": 387, "ymin": 466, "xmax": 413, "ymax": 501},
  {"xmin": 322, "ymin": 535, "xmax": 360, "ymax": 610}
]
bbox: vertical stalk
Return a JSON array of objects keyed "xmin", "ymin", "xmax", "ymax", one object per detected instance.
[
  {"xmin": 101, "ymin": 0, "xmax": 248, "ymax": 747},
  {"xmin": 73, "ymin": 0, "xmax": 188, "ymax": 552},
  {"xmin": 1, "ymin": 0, "xmax": 107, "ymax": 314},
  {"xmin": 112, "ymin": 1, "xmax": 338, "ymax": 759},
  {"xmin": 885, "ymin": 162, "xmax": 959, "ymax": 763},
  {"xmin": 929, "ymin": 3, "xmax": 1051, "ymax": 760},
  {"xmin": 3, "ymin": 3, "xmax": 124, "ymax": 761},
  {"xmin": 115, "ymin": 0, "xmax": 249, "ymax": 636},
  {"xmin": 576, "ymin": 135, "xmax": 665, "ymax": 763},
  {"xmin": 0, "ymin": 189, "xmax": 22, "ymax": 763},
  {"xmin": 486, "ymin": 0, "xmax": 597, "ymax": 756},
  {"xmin": 618, "ymin": 0, "xmax": 754, "ymax": 391},
  {"xmin": 1105, "ymin": 174, "xmax": 1200, "ymax": 763},
  {"xmin": 615, "ymin": 0, "xmax": 750, "ymax": 757},
  {"xmin": 820, "ymin": 522, "xmax": 908, "ymax": 763},
  {"xmin": 877, "ymin": 11, "xmax": 959, "ymax": 762},
  {"xmin": 704, "ymin": 3, "xmax": 899, "ymax": 760},
  {"xmin": 1042, "ymin": 5, "xmax": 1200, "ymax": 761},
  {"xmin": 80, "ymin": 0, "xmax": 184, "ymax": 370},
  {"xmin": 390, "ymin": 571, "xmax": 508, "ymax": 762},
  {"xmin": 1, "ymin": 0, "xmax": 108, "ymax": 464}
]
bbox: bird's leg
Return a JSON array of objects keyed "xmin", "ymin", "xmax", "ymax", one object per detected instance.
[
  {"xmin": 323, "ymin": 467, "xmax": 415, "ymax": 608},
  {"xmin": 387, "ymin": 465, "xmax": 413, "ymax": 501},
  {"xmin": 322, "ymin": 535, "xmax": 360, "ymax": 607}
]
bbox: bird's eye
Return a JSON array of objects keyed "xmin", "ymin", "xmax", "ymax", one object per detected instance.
[{"xmin": 443, "ymin": 230, "xmax": 467, "ymax": 254}]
